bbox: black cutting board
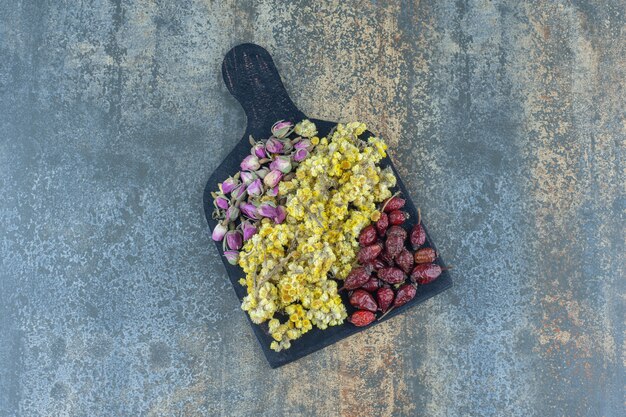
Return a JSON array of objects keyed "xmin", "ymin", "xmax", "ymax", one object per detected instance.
[{"xmin": 203, "ymin": 43, "xmax": 452, "ymax": 368}]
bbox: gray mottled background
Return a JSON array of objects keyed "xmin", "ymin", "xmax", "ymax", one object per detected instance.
[{"xmin": 1, "ymin": 1, "xmax": 624, "ymax": 416}]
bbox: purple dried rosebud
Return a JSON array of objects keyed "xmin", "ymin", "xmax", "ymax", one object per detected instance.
[
  {"xmin": 265, "ymin": 137, "xmax": 284, "ymax": 154},
  {"xmin": 211, "ymin": 222, "xmax": 228, "ymax": 241},
  {"xmin": 263, "ymin": 170, "xmax": 283, "ymax": 188},
  {"xmin": 247, "ymin": 178, "xmax": 263, "ymax": 197},
  {"xmin": 223, "ymin": 250, "xmax": 239, "ymax": 265},
  {"xmin": 256, "ymin": 167, "xmax": 269, "ymax": 179},
  {"xmin": 241, "ymin": 220, "xmax": 258, "ymax": 241},
  {"xmin": 269, "ymin": 156, "xmax": 292, "ymax": 174},
  {"xmin": 232, "ymin": 184, "xmax": 247, "ymax": 202},
  {"xmin": 225, "ymin": 205, "xmax": 240, "ymax": 221},
  {"xmin": 240, "ymin": 202, "xmax": 259, "ymax": 220},
  {"xmin": 294, "ymin": 139, "xmax": 311, "ymax": 150},
  {"xmin": 214, "ymin": 195, "xmax": 230, "ymax": 210},
  {"xmin": 220, "ymin": 176, "xmax": 239, "ymax": 194},
  {"xmin": 274, "ymin": 206, "xmax": 287, "ymax": 224},
  {"xmin": 293, "ymin": 148, "xmax": 309, "ymax": 162},
  {"xmin": 225, "ymin": 230, "xmax": 243, "ymax": 250},
  {"xmin": 252, "ymin": 143, "xmax": 266, "ymax": 158},
  {"xmin": 271, "ymin": 120, "xmax": 293, "ymax": 139},
  {"xmin": 240, "ymin": 171, "xmax": 256, "ymax": 184},
  {"xmin": 240, "ymin": 155, "xmax": 260, "ymax": 171},
  {"xmin": 257, "ymin": 202, "xmax": 278, "ymax": 219},
  {"xmin": 266, "ymin": 186, "xmax": 279, "ymax": 197}
]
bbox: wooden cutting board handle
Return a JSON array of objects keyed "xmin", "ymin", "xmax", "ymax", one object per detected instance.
[{"xmin": 222, "ymin": 43, "xmax": 306, "ymax": 137}]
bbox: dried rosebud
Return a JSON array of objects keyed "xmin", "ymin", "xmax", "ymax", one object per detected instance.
[
  {"xmin": 232, "ymin": 184, "xmax": 247, "ymax": 202},
  {"xmin": 265, "ymin": 137, "xmax": 284, "ymax": 154},
  {"xmin": 256, "ymin": 167, "xmax": 269, "ymax": 179},
  {"xmin": 240, "ymin": 171, "xmax": 256, "ymax": 185},
  {"xmin": 271, "ymin": 120, "xmax": 294, "ymax": 139},
  {"xmin": 225, "ymin": 230, "xmax": 243, "ymax": 250},
  {"xmin": 211, "ymin": 222, "xmax": 227, "ymax": 241},
  {"xmin": 266, "ymin": 186, "xmax": 279, "ymax": 197},
  {"xmin": 246, "ymin": 178, "xmax": 263, "ymax": 197},
  {"xmin": 219, "ymin": 176, "xmax": 239, "ymax": 194},
  {"xmin": 269, "ymin": 155, "xmax": 292, "ymax": 174},
  {"xmin": 293, "ymin": 148, "xmax": 308, "ymax": 162},
  {"xmin": 274, "ymin": 205, "xmax": 287, "ymax": 224},
  {"xmin": 240, "ymin": 202, "xmax": 259, "ymax": 220},
  {"xmin": 223, "ymin": 250, "xmax": 240, "ymax": 265},
  {"xmin": 252, "ymin": 143, "xmax": 266, "ymax": 158},
  {"xmin": 214, "ymin": 195, "xmax": 229, "ymax": 210},
  {"xmin": 294, "ymin": 139, "xmax": 311, "ymax": 150},
  {"xmin": 257, "ymin": 202, "xmax": 278, "ymax": 219},
  {"xmin": 240, "ymin": 155, "xmax": 260, "ymax": 171},
  {"xmin": 225, "ymin": 205, "xmax": 240, "ymax": 221},
  {"xmin": 241, "ymin": 220, "xmax": 258, "ymax": 241},
  {"xmin": 263, "ymin": 170, "xmax": 283, "ymax": 188}
]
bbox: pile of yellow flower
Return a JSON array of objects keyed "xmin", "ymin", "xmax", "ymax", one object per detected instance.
[{"xmin": 238, "ymin": 121, "xmax": 397, "ymax": 351}]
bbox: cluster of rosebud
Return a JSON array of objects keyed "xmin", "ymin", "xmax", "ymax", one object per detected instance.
[{"xmin": 210, "ymin": 119, "xmax": 318, "ymax": 265}]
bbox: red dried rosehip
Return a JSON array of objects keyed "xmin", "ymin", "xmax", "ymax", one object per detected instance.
[
  {"xmin": 358, "ymin": 225, "xmax": 377, "ymax": 247},
  {"xmin": 375, "ymin": 212, "xmax": 389, "ymax": 236},
  {"xmin": 410, "ymin": 223, "xmax": 426, "ymax": 249},
  {"xmin": 367, "ymin": 258, "xmax": 386, "ymax": 271},
  {"xmin": 389, "ymin": 210, "xmax": 409, "ymax": 225},
  {"xmin": 382, "ymin": 196, "xmax": 406, "ymax": 212},
  {"xmin": 361, "ymin": 277, "xmax": 381, "ymax": 292},
  {"xmin": 410, "ymin": 263, "xmax": 442, "ymax": 285},
  {"xmin": 385, "ymin": 235, "xmax": 404, "ymax": 259},
  {"xmin": 343, "ymin": 266, "xmax": 371, "ymax": 290},
  {"xmin": 349, "ymin": 289, "xmax": 378, "ymax": 312},
  {"xmin": 393, "ymin": 283, "xmax": 417, "ymax": 307},
  {"xmin": 349, "ymin": 310, "xmax": 376, "ymax": 327},
  {"xmin": 376, "ymin": 287, "xmax": 394, "ymax": 313},
  {"xmin": 378, "ymin": 251, "xmax": 394, "ymax": 266},
  {"xmin": 386, "ymin": 225, "xmax": 407, "ymax": 240},
  {"xmin": 377, "ymin": 266, "xmax": 406, "ymax": 284},
  {"xmin": 414, "ymin": 247, "xmax": 437, "ymax": 264},
  {"xmin": 395, "ymin": 248, "xmax": 414, "ymax": 274},
  {"xmin": 357, "ymin": 243, "xmax": 383, "ymax": 264}
]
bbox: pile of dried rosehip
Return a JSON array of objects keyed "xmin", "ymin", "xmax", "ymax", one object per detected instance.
[{"xmin": 343, "ymin": 195, "xmax": 447, "ymax": 327}]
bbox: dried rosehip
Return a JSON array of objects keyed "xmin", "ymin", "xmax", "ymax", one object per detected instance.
[
  {"xmin": 361, "ymin": 277, "xmax": 381, "ymax": 292},
  {"xmin": 378, "ymin": 250, "xmax": 394, "ymax": 266},
  {"xmin": 385, "ymin": 235, "xmax": 404, "ymax": 259},
  {"xmin": 389, "ymin": 210, "xmax": 409, "ymax": 225},
  {"xmin": 410, "ymin": 263, "xmax": 442, "ymax": 285},
  {"xmin": 375, "ymin": 212, "xmax": 389, "ymax": 236},
  {"xmin": 414, "ymin": 247, "xmax": 437, "ymax": 264},
  {"xmin": 376, "ymin": 287, "xmax": 394, "ymax": 312},
  {"xmin": 396, "ymin": 248, "xmax": 414, "ymax": 274},
  {"xmin": 386, "ymin": 225, "xmax": 407, "ymax": 240},
  {"xmin": 393, "ymin": 283, "xmax": 417, "ymax": 307},
  {"xmin": 349, "ymin": 289, "xmax": 378, "ymax": 312},
  {"xmin": 383, "ymin": 196, "xmax": 405, "ymax": 212},
  {"xmin": 357, "ymin": 243, "xmax": 383, "ymax": 264},
  {"xmin": 377, "ymin": 266, "xmax": 406, "ymax": 284},
  {"xmin": 410, "ymin": 223, "xmax": 426, "ymax": 249},
  {"xmin": 367, "ymin": 258, "xmax": 386, "ymax": 271},
  {"xmin": 349, "ymin": 310, "xmax": 376, "ymax": 327},
  {"xmin": 343, "ymin": 266, "xmax": 371, "ymax": 290},
  {"xmin": 358, "ymin": 225, "xmax": 377, "ymax": 247}
]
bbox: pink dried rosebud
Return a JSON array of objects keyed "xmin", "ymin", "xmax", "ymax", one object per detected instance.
[
  {"xmin": 219, "ymin": 176, "xmax": 239, "ymax": 194},
  {"xmin": 293, "ymin": 148, "xmax": 308, "ymax": 162},
  {"xmin": 265, "ymin": 137, "xmax": 284, "ymax": 154},
  {"xmin": 263, "ymin": 170, "xmax": 283, "ymax": 188},
  {"xmin": 211, "ymin": 222, "xmax": 227, "ymax": 241},
  {"xmin": 241, "ymin": 220, "xmax": 258, "ymax": 241},
  {"xmin": 252, "ymin": 143, "xmax": 266, "ymax": 158},
  {"xmin": 256, "ymin": 167, "xmax": 269, "ymax": 179},
  {"xmin": 274, "ymin": 206, "xmax": 287, "ymax": 224},
  {"xmin": 271, "ymin": 120, "xmax": 293, "ymax": 139},
  {"xmin": 294, "ymin": 139, "xmax": 311, "ymax": 150},
  {"xmin": 246, "ymin": 179, "xmax": 263, "ymax": 197},
  {"xmin": 225, "ymin": 230, "xmax": 243, "ymax": 250},
  {"xmin": 214, "ymin": 195, "xmax": 229, "ymax": 210},
  {"xmin": 240, "ymin": 155, "xmax": 260, "ymax": 171},
  {"xmin": 270, "ymin": 156, "xmax": 292, "ymax": 174},
  {"xmin": 232, "ymin": 184, "xmax": 247, "ymax": 202},
  {"xmin": 225, "ymin": 205, "xmax": 240, "ymax": 221},
  {"xmin": 240, "ymin": 171, "xmax": 256, "ymax": 185},
  {"xmin": 266, "ymin": 186, "xmax": 279, "ymax": 197},
  {"xmin": 240, "ymin": 202, "xmax": 259, "ymax": 220},
  {"xmin": 257, "ymin": 202, "xmax": 278, "ymax": 219},
  {"xmin": 223, "ymin": 250, "xmax": 239, "ymax": 265}
]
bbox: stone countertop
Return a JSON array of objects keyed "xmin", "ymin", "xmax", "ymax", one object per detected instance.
[{"xmin": 1, "ymin": 1, "xmax": 623, "ymax": 416}]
